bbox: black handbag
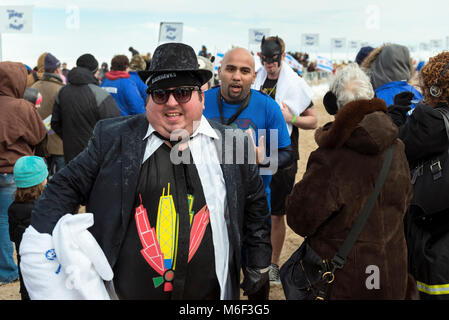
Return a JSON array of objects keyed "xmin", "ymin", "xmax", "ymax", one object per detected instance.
[
  {"xmin": 280, "ymin": 144, "xmax": 394, "ymax": 300},
  {"xmin": 410, "ymin": 106, "xmax": 449, "ymax": 215}
]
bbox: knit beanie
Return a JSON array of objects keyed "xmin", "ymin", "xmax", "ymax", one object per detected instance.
[
  {"xmin": 76, "ymin": 53, "xmax": 99, "ymax": 73},
  {"xmin": 13, "ymin": 156, "xmax": 48, "ymax": 188},
  {"xmin": 356, "ymin": 46, "xmax": 374, "ymax": 65},
  {"xmin": 44, "ymin": 53, "xmax": 61, "ymax": 72}
]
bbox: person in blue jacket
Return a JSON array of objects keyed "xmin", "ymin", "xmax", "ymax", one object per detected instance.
[
  {"xmin": 100, "ymin": 54, "xmax": 145, "ymax": 116},
  {"xmin": 361, "ymin": 43, "xmax": 422, "ymax": 113}
]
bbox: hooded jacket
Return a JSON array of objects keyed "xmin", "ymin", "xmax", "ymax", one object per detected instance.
[
  {"xmin": 0, "ymin": 62, "xmax": 47, "ymax": 173},
  {"xmin": 100, "ymin": 71, "xmax": 145, "ymax": 116},
  {"xmin": 286, "ymin": 98, "xmax": 417, "ymax": 299},
  {"xmin": 51, "ymin": 67, "xmax": 121, "ymax": 163},
  {"xmin": 361, "ymin": 44, "xmax": 422, "ymax": 108},
  {"xmin": 32, "ymin": 72, "xmax": 64, "ymax": 156}
]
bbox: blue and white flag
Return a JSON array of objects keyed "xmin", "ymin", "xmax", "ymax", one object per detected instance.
[
  {"xmin": 248, "ymin": 28, "xmax": 270, "ymax": 45},
  {"xmin": 284, "ymin": 53, "xmax": 303, "ymax": 75},
  {"xmin": 158, "ymin": 22, "xmax": 183, "ymax": 43},
  {"xmin": 214, "ymin": 52, "xmax": 224, "ymax": 73},
  {"xmin": 302, "ymin": 34, "xmax": 319, "ymax": 47},
  {"xmin": 317, "ymin": 56, "xmax": 333, "ymax": 73},
  {"xmin": 0, "ymin": 6, "xmax": 33, "ymax": 33}
]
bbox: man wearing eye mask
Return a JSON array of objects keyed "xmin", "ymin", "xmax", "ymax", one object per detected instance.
[
  {"xmin": 253, "ymin": 36, "xmax": 317, "ymax": 285},
  {"xmin": 204, "ymin": 46, "xmax": 294, "ymax": 300},
  {"xmin": 21, "ymin": 43, "xmax": 272, "ymax": 301}
]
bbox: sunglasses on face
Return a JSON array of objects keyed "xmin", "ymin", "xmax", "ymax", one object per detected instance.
[{"xmin": 149, "ymin": 87, "xmax": 201, "ymax": 104}]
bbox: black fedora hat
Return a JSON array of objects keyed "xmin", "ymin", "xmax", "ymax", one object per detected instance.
[{"xmin": 138, "ymin": 43, "xmax": 212, "ymax": 88}]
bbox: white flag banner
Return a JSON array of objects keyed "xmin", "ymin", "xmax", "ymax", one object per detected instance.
[
  {"xmin": 419, "ymin": 42, "xmax": 429, "ymax": 51},
  {"xmin": 0, "ymin": 6, "xmax": 33, "ymax": 33},
  {"xmin": 284, "ymin": 53, "xmax": 304, "ymax": 75},
  {"xmin": 302, "ymin": 34, "xmax": 319, "ymax": 47},
  {"xmin": 348, "ymin": 40, "xmax": 359, "ymax": 49},
  {"xmin": 331, "ymin": 38, "xmax": 346, "ymax": 49},
  {"xmin": 317, "ymin": 56, "xmax": 333, "ymax": 73},
  {"xmin": 248, "ymin": 28, "xmax": 270, "ymax": 45},
  {"xmin": 158, "ymin": 22, "xmax": 183, "ymax": 43},
  {"xmin": 430, "ymin": 39, "xmax": 443, "ymax": 49}
]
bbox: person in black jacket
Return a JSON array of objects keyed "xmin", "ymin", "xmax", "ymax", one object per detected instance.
[
  {"xmin": 51, "ymin": 53, "xmax": 121, "ymax": 164},
  {"xmin": 388, "ymin": 51, "xmax": 449, "ymax": 300},
  {"xmin": 22, "ymin": 43, "xmax": 271, "ymax": 300},
  {"xmin": 8, "ymin": 156, "xmax": 48, "ymax": 300}
]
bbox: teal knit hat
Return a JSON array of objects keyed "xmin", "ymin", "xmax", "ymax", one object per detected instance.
[{"xmin": 13, "ymin": 156, "xmax": 48, "ymax": 188}]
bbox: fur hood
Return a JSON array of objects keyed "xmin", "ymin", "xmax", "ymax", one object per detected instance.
[
  {"xmin": 315, "ymin": 98, "xmax": 398, "ymax": 154},
  {"xmin": 361, "ymin": 44, "xmax": 416, "ymax": 89}
]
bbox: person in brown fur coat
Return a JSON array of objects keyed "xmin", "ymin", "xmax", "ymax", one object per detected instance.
[{"xmin": 285, "ymin": 63, "xmax": 419, "ymax": 299}]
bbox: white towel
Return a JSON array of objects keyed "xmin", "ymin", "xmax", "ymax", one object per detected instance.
[
  {"xmin": 19, "ymin": 213, "xmax": 113, "ymax": 300},
  {"xmin": 253, "ymin": 63, "xmax": 314, "ymax": 135}
]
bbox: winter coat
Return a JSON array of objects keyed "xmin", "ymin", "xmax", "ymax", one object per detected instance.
[
  {"xmin": 0, "ymin": 62, "xmax": 47, "ymax": 173},
  {"xmin": 389, "ymin": 102, "xmax": 449, "ymax": 299},
  {"xmin": 51, "ymin": 67, "xmax": 121, "ymax": 163},
  {"xmin": 32, "ymin": 73, "xmax": 64, "ymax": 156},
  {"xmin": 100, "ymin": 71, "xmax": 145, "ymax": 116},
  {"xmin": 8, "ymin": 201, "xmax": 34, "ymax": 245},
  {"xmin": 129, "ymin": 71, "xmax": 148, "ymax": 102},
  {"xmin": 286, "ymin": 98, "xmax": 417, "ymax": 299}
]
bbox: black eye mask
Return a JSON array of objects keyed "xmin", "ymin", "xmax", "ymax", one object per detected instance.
[{"xmin": 261, "ymin": 37, "xmax": 282, "ymax": 65}]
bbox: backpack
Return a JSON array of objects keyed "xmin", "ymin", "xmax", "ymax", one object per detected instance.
[{"xmin": 410, "ymin": 106, "xmax": 449, "ymax": 215}]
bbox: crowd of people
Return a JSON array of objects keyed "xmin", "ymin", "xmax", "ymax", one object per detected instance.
[{"xmin": 1, "ymin": 36, "xmax": 449, "ymax": 302}]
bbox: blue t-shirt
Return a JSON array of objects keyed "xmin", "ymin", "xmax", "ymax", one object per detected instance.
[{"xmin": 204, "ymin": 87, "xmax": 291, "ymax": 212}]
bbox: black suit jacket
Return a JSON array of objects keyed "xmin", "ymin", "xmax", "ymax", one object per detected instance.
[{"xmin": 31, "ymin": 113, "xmax": 271, "ymax": 299}]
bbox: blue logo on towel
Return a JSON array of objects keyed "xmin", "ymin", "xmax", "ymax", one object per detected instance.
[{"xmin": 45, "ymin": 249, "xmax": 57, "ymax": 261}]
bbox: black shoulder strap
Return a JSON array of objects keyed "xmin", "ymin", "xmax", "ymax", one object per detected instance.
[
  {"xmin": 331, "ymin": 144, "xmax": 394, "ymax": 270},
  {"xmin": 436, "ymin": 107, "xmax": 449, "ymax": 140},
  {"xmin": 216, "ymin": 87, "xmax": 252, "ymax": 126}
]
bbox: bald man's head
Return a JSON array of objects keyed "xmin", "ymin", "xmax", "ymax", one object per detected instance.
[{"xmin": 218, "ymin": 47, "xmax": 256, "ymax": 103}]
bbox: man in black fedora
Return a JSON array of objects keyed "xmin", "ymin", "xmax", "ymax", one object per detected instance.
[{"xmin": 22, "ymin": 42, "xmax": 271, "ymax": 300}]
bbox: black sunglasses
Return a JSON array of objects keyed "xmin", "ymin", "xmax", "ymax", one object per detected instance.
[{"xmin": 148, "ymin": 87, "xmax": 201, "ymax": 104}]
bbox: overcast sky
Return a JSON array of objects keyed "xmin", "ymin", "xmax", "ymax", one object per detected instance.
[{"xmin": 2, "ymin": 0, "xmax": 449, "ymax": 68}]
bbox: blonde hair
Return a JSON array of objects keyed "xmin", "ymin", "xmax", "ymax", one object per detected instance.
[{"xmin": 330, "ymin": 63, "xmax": 375, "ymax": 109}]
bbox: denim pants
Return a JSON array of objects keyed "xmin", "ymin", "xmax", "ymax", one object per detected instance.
[{"xmin": 0, "ymin": 173, "xmax": 18, "ymax": 283}]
